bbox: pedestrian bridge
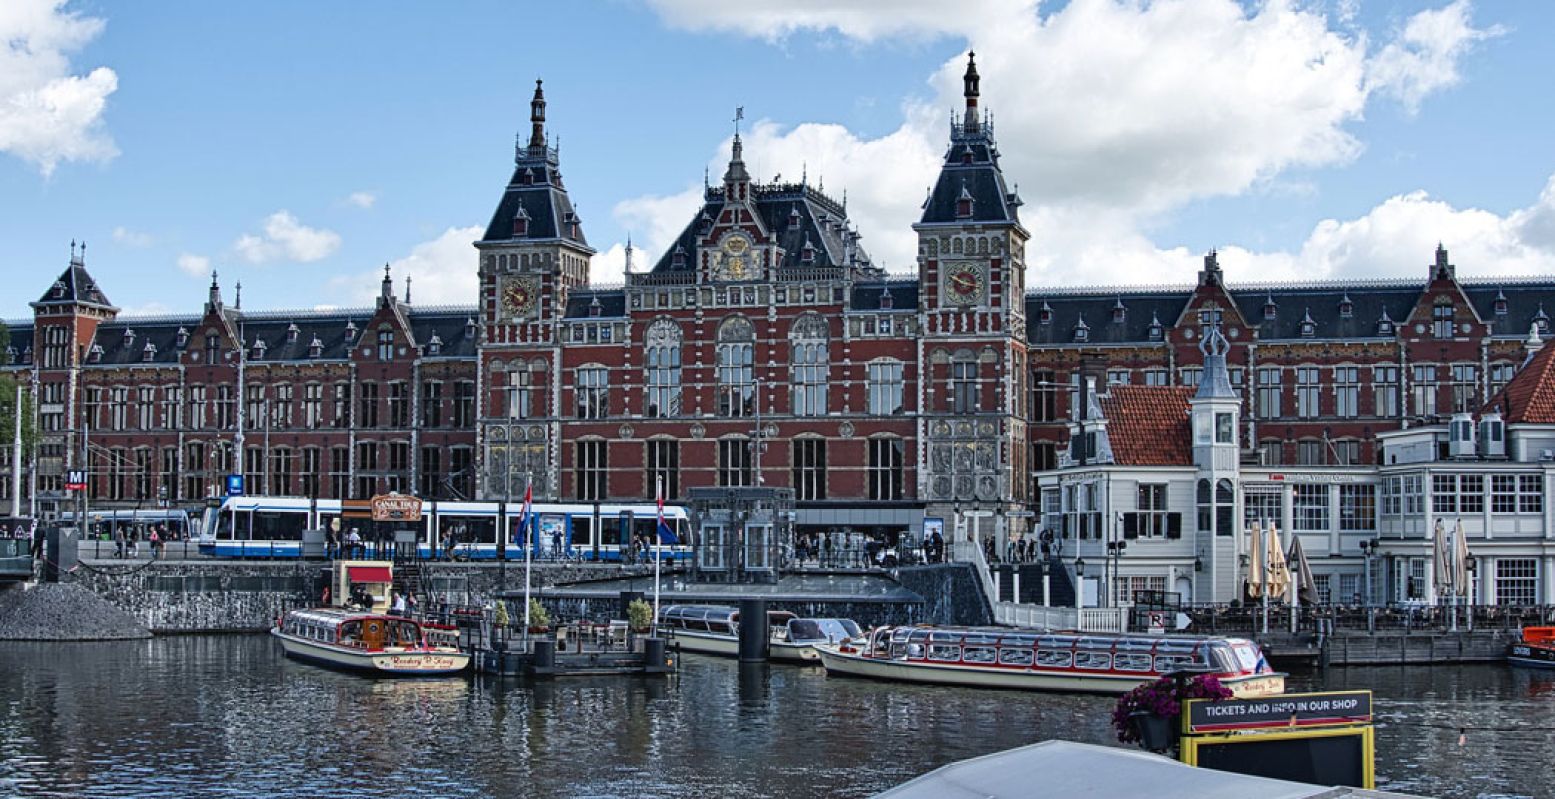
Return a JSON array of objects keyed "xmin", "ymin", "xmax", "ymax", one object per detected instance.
[{"xmin": 0, "ymin": 539, "xmax": 33, "ymax": 582}]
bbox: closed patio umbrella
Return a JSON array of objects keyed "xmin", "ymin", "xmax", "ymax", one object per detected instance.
[
  {"xmin": 1453, "ymin": 519, "xmax": 1471, "ymax": 601},
  {"xmin": 1245, "ymin": 521, "xmax": 1265, "ymax": 600},
  {"xmin": 1286, "ymin": 534, "xmax": 1319, "ymax": 607},
  {"xmin": 1432, "ymin": 518, "xmax": 1451, "ymax": 599},
  {"xmin": 1265, "ymin": 524, "xmax": 1291, "ymax": 602}
]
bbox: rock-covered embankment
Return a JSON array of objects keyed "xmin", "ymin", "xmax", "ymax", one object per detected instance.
[{"xmin": 0, "ymin": 582, "xmax": 152, "ymax": 640}]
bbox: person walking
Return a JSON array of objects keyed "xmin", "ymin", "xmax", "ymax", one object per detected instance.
[
  {"xmin": 149, "ymin": 527, "xmax": 161, "ymax": 561},
  {"xmin": 114, "ymin": 527, "xmax": 126, "ymax": 559}
]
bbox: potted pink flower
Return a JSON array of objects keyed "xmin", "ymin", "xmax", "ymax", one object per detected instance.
[{"xmin": 1111, "ymin": 674, "xmax": 1232, "ymax": 753}]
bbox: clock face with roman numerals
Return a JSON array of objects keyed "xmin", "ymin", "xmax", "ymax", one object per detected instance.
[{"xmin": 942, "ymin": 262, "xmax": 985, "ymax": 306}]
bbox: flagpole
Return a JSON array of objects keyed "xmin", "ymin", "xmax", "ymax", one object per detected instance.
[
  {"xmin": 522, "ymin": 476, "xmax": 532, "ymax": 645},
  {"xmin": 654, "ymin": 476, "xmax": 663, "ymax": 628}
]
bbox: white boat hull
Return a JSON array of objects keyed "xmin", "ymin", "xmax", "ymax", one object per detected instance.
[
  {"xmin": 816, "ymin": 645, "xmax": 1284, "ymax": 697},
  {"xmin": 272, "ymin": 629, "xmax": 470, "ymax": 676},
  {"xmin": 668, "ymin": 630, "xmax": 821, "ymax": 662}
]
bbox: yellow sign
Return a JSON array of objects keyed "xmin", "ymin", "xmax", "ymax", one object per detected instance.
[{"xmin": 370, "ymin": 494, "xmax": 423, "ymax": 522}]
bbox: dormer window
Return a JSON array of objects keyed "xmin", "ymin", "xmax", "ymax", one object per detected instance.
[
  {"xmin": 1339, "ymin": 294, "xmax": 1353, "ymax": 319},
  {"xmin": 427, "ymin": 334, "xmax": 443, "ymax": 355},
  {"xmin": 89, "ymin": 344, "xmax": 103, "ymax": 363},
  {"xmin": 1111, "ymin": 299, "xmax": 1126, "ymax": 324},
  {"xmin": 1299, "ymin": 310, "xmax": 1316, "ymax": 338},
  {"xmin": 1039, "ymin": 301, "xmax": 1053, "ymax": 325},
  {"xmin": 880, "ymin": 290, "xmax": 894, "ymax": 310},
  {"xmin": 345, "ymin": 321, "xmax": 359, "ymax": 343},
  {"xmin": 1147, "ymin": 313, "xmax": 1164, "ymax": 341},
  {"xmin": 1377, "ymin": 308, "xmax": 1395, "ymax": 336},
  {"xmin": 175, "ymin": 327, "xmax": 189, "ymax": 348},
  {"xmin": 672, "ymin": 245, "xmax": 687, "ymax": 268},
  {"xmin": 1535, "ymin": 305, "xmax": 1550, "ymax": 334},
  {"xmin": 122, "ymin": 328, "xmax": 135, "ymax": 345},
  {"xmin": 1073, "ymin": 316, "xmax": 1090, "ymax": 343},
  {"xmin": 142, "ymin": 342, "xmax": 157, "ymax": 363},
  {"xmin": 563, "ymin": 210, "xmax": 580, "ymax": 239},
  {"xmin": 51, "ymin": 281, "xmax": 64, "ymax": 299},
  {"xmin": 955, "ymin": 182, "xmax": 975, "ymax": 219},
  {"xmin": 698, "ymin": 211, "xmax": 713, "ymax": 234},
  {"xmin": 522, "ymin": 167, "xmax": 535, "ymax": 185},
  {"xmin": 252, "ymin": 339, "xmax": 267, "ymax": 360},
  {"xmin": 589, "ymin": 296, "xmax": 602, "ymax": 318},
  {"xmin": 512, "ymin": 206, "xmax": 530, "ymax": 238},
  {"xmin": 1263, "ymin": 296, "xmax": 1277, "ymax": 321},
  {"xmin": 308, "ymin": 336, "xmax": 323, "ymax": 358},
  {"xmin": 1494, "ymin": 290, "xmax": 1508, "ymax": 317},
  {"xmin": 287, "ymin": 323, "xmax": 300, "ymax": 343},
  {"xmin": 20, "ymin": 347, "xmax": 31, "ymax": 365},
  {"xmin": 788, "ymin": 207, "xmax": 802, "ymax": 231},
  {"xmin": 3, "ymin": 346, "xmax": 13, "ymax": 365},
  {"xmin": 801, "ymin": 236, "xmax": 816, "ymax": 264},
  {"xmin": 465, "ymin": 317, "xmax": 477, "ymax": 340}
]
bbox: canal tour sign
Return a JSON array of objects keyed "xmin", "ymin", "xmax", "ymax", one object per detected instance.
[
  {"xmin": 1185, "ymin": 690, "xmax": 1372, "ymax": 733},
  {"xmin": 369, "ymin": 494, "xmax": 424, "ymax": 523}
]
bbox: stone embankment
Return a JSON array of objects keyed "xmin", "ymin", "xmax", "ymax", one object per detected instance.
[{"xmin": 0, "ymin": 582, "xmax": 152, "ymax": 640}]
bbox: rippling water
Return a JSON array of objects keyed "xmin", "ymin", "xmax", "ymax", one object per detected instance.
[{"xmin": 1, "ymin": 636, "xmax": 1551, "ymax": 798}]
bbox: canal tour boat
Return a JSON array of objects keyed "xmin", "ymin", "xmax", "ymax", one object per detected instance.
[
  {"xmin": 815, "ymin": 626, "xmax": 1285, "ymax": 696},
  {"xmin": 658, "ymin": 604, "xmax": 864, "ymax": 663},
  {"xmin": 272, "ymin": 607, "xmax": 471, "ymax": 676},
  {"xmin": 1507, "ymin": 627, "xmax": 1555, "ymax": 669}
]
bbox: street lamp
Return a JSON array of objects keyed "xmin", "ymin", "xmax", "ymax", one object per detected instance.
[
  {"xmin": 1106, "ymin": 539, "xmax": 1127, "ymax": 607},
  {"xmin": 1358, "ymin": 538, "xmax": 1379, "ymax": 608},
  {"xmin": 1074, "ymin": 556, "xmax": 1086, "ymax": 609}
]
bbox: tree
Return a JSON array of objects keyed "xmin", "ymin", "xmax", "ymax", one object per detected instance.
[{"xmin": 0, "ymin": 322, "xmax": 38, "ymax": 458}]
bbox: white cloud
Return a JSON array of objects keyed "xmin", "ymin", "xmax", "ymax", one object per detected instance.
[
  {"xmin": 645, "ymin": 0, "xmax": 1027, "ymax": 42},
  {"xmin": 0, "ymin": 0, "xmax": 119, "ymax": 176},
  {"xmin": 176, "ymin": 252, "xmax": 211, "ymax": 278},
  {"xmin": 120, "ymin": 301, "xmax": 171, "ymax": 317},
  {"xmin": 625, "ymin": 0, "xmax": 1503, "ymax": 284},
  {"xmin": 1367, "ymin": 0, "xmax": 1504, "ymax": 114},
  {"xmin": 112, "ymin": 226, "xmax": 152, "ymax": 248},
  {"xmin": 345, "ymin": 191, "xmax": 377, "ymax": 209},
  {"xmin": 234, "ymin": 210, "xmax": 341, "ymax": 264},
  {"xmin": 328, "ymin": 226, "xmax": 481, "ymax": 306}
]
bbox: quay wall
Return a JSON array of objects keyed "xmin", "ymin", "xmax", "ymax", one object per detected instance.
[
  {"xmin": 70, "ymin": 561, "xmax": 656, "ymax": 634},
  {"xmin": 1324, "ymin": 629, "xmax": 1517, "ymax": 665},
  {"xmin": 892, "ymin": 563, "xmax": 994, "ymax": 626}
]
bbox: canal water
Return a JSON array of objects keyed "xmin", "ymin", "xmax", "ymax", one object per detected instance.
[{"xmin": 1, "ymin": 636, "xmax": 1551, "ymax": 798}]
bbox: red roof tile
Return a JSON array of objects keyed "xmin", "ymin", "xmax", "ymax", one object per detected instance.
[
  {"xmin": 1098, "ymin": 386, "xmax": 1195, "ymax": 466},
  {"xmin": 1485, "ymin": 345, "xmax": 1555, "ymax": 423}
]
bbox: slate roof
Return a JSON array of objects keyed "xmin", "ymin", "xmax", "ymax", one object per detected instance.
[
  {"xmin": 33, "ymin": 260, "xmax": 115, "ymax": 311},
  {"xmin": 479, "ymin": 154, "xmax": 589, "ymax": 249},
  {"xmin": 850, "ymin": 280, "xmax": 919, "ymax": 312},
  {"xmin": 1098, "ymin": 386, "xmax": 1194, "ymax": 466},
  {"xmin": 1484, "ymin": 343, "xmax": 1555, "ymax": 424},
  {"xmin": 1022, "ymin": 275, "xmax": 1555, "ymax": 346},
  {"xmin": 917, "ymin": 121, "xmax": 1021, "ymax": 227},
  {"xmin": 647, "ymin": 183, "xmax": 872, "ymax": 274},
  {"xmin": 30, "ymin": 306, "xmax": 481, "ymax": 367},
  {"xmin": 563, "ymin": 290, "xmax": 627, "ymax": 319}
]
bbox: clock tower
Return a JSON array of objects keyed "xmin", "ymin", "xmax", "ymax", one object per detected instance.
[
  {"xmin": 914, "ymin": 52, "xmax": 1033, "ymax": 555},
  {"xmin": 475, "ymin": 79, "xmax": 595, "ymax": 500}
]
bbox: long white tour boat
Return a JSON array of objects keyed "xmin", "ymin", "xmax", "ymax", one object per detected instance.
[
  {"xmin": 273, "ymin": 608, "xmax": 471, "ymax": 676},
  {"xmin": 816, "ymin": 626, "xmax": 1285, "ymax": 696},
  {"xmin": 659, "ymin": 604, "xmax": 863, "ymax": 663}
]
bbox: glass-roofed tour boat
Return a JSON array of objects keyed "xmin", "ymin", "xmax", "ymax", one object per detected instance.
[
  {"xmin": 815, "ymin": 626, "xmax": 1285, "ymax": 696},
  {"xmin": 658, "ymin": 604, "xmax": 863, "ymax": 663}
]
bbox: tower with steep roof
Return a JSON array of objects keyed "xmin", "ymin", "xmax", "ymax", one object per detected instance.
[
  {"xmin": 913, "ymin": 51, "xmax": 1033, "ymax": 553},
  {"xmin": 30, "ymin": 243, "xmax": 119, "ymax": 491}
]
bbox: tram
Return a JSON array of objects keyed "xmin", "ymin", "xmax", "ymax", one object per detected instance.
[{"xmin": 196, "ymin": 495, "xmax": 691, "ymax": 561}]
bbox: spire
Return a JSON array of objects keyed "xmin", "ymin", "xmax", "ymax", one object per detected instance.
[
  {"xmin": 527, "ymin": 79, "xmax": 547, "ymax": 152},
  {"xmin": 1195, "ymin": 323, "xmax": 1236, "ymax": 400},
  {"xmin": 207, "ymin": 270, "xmax": 222, "ymax": 312},
  {"xmin": 380, "ymin": 263, "xmax": 394, "ymax": 305},
  {"xmin": 723, "ymin": 107, "xmax": 751, "ymax": 200},
  {"xmin": 404, "ymin": 274, "xmax": 412, "ymax": 304},
  {"xmin": 624, "ymin": 234, "xmax": 634, "ymax": 274},
  {"xmin": 963, "ymin": 50, "xmax": 981, "ymax": 134},
  {"xmin": 235, "ymin": 281, "xmax": 242, "ymax": 309}
]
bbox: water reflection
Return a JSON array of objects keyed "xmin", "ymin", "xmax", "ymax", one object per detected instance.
[{"xmin": 1, "ymin": 637, "xmax": 1551, "ymax": 798}]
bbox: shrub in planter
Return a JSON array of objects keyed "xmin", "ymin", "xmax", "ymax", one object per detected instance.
[
  {"xmin": 526, "ymin": 599, "xmax": 550, "ymax": 631},
  {"xmin": 1112, "ymin": 674, "xmax": 1233, "ymax": 752},
  {"xmin": 627, "ymin": 599, "xmax": 654, "ymax": 632}
]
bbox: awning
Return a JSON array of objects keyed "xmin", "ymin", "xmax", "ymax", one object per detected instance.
[{"xmin": 348, "ymin": 566, "xmax": 392, "ymax": 583}]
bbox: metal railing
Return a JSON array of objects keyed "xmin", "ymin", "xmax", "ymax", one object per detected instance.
[
  {"xmin": 1182, "ymin": 603, "xmax": 1555, "ymax": 635},
  {"xmin": 993, "ymin": 601, "xmax": 1126, "ymax": 633}
]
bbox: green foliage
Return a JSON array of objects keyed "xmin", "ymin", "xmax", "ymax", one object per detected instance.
[
  {"xmin": 627, "ymin": 599, "xmax": 653, "ymax": 631},
  {"xmin": 526, "ymin": 598, "xmax": 550, "ymax": 630},
  {"xmin": 494, "ymin": 599, "xmax": 510, "ymax": 627},
  {"xmin": 0, "ymin": 376, "xmax": 37, "ymax": 456}
]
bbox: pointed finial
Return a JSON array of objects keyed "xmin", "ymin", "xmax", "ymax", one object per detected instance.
[
  {"xmin": 528, "ymin": 78, "xmax": 547, "ymax": 151},
  {"xmin": 211, "ymin": 269, "xmax": 219, "ymax": 288},
  {"xmin": 801, "ymin": 161, "xmax": 807, "ymax": 185},
  {"xmin": 405, "ymin": 274, "xmax": 412, "ymax": 304},
  {"xmin": 235, "ymin": 281, "xmax": 242, "ymax": 309}
]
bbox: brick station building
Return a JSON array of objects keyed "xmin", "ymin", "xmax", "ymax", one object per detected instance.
[{"xmin": 5, "ymin": 55, "xmax": 1555, "ymax": 560}]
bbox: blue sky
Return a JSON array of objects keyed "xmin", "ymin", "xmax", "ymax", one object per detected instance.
[{"xmin": 2, "ymin": 0, "xmax": 1552, "ymax": 320}]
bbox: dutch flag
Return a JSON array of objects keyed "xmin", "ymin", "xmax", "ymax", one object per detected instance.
[
  {"xmin": 517, "ymin": 479, "xmax": 533, "ymax": 549},
  {"xmin": 655, "ymin": 477, "xmax": 679, "ymax": 545}
]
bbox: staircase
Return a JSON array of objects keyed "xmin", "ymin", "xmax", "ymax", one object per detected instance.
[{"xmin": 992, "ymin": 558, "xmax": 1076, "ymax": 608}]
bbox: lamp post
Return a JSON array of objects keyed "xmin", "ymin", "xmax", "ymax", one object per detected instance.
[
  {"xmin": 1074, "ymin": 557, "xmax": 1086, "ymax": 609},
  {"xmin": 1465, "ymin": 555, "xmax": 1477, "ymax": 631},
  {"xmin": 1106, "ymin": 538, "xmax": 1127, "ymax": 608},
  {"xmin": 1358, "ymin": 538, "xmax": 1377, "ymax": 608},
  {"xmin": 1039, "ymin": 558, "xmax": 1051, "ymax": 607}
]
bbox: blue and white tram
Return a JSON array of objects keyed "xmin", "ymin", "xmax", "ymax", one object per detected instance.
[{"xmin": 198, "ymin": 495, "xmax": 692, "ymax": 561}]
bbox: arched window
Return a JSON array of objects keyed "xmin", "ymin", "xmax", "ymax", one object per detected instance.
[
  {"xmin": 717, "ymin": 316, "xmax": 755, "ymax": 417},
  {"xmin": 644, "ymin": 319, "xmax": 682, "ymax": 418},
  {"xmin": 377, "ymin": 327, "xmax": 394, "ymax": 360},
  {"xmin": 1215, "ymin": 479, "xmax": 1235, "ymax": 537},
  {"xmin": 790, "ymin": 314, "xmax": 829, "ymax": 417},
  {"xmin": 1197, "ymin": 479, "xmax": 1211, "ymax": 534}
]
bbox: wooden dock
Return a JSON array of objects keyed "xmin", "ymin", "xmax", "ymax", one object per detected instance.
[{"xmin": 1255, "ymin": 629, "xmax": 1516, "ymax": 667}]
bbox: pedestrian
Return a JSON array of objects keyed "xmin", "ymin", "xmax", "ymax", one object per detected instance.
[
  {"xmin": 128, "ymin": 527, "xmax": 140, "ymax": 558},
  {"xmin": 114, "ymin": 527, "xmax": 126, "ymax": 559},
  {"xmin": 346, "ymin": 527, "xmax": 363, "ymax": 559},
  {"xmin": 391, "ymin": 591, "xmax": 407, "ymax": 616},
  {"xmin": 406, "ymin": 592, "xmax": 418, "ymax": 617},
  {"xmin": 551, "ymin": 527, "xmax": 563, "ymax": 560},
  {"xmin": 149, "ymin": 527, "xmax": 161, "ymax": 560}
]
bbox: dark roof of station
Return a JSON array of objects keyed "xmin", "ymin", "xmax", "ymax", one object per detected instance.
[
  {"xmin": 33, "ymin": 251, "xmax": 116, "ymax": 312},
  {"xmin": 646, "ymin": 182, "xmax": 873, "ymax": 274}
]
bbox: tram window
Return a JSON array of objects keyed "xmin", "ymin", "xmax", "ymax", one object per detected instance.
[
  {"xmin": 573, "ymin": 516, "xmax": 593, "ymax": 547},
  {"xmin": 1115, "ymin": 654, "xmax": 1153, "ymax": 672},
  {"xmin": 251, "ymin": 511, "xmax": 307, "ymax": 540},
  {"xmin": 1075, "ymin": 652, "xmax": 1112, "ymax": 670},
  {"xmin": 963, "ymin": 647, "xmax": 997, "ymax": 664},
  {"xmin": 928, "ymin": 644, "xmax": 961, "ymax": 662},
  {"xmin": 1036, "ymin": 650, "xmax": 1073, "ymax": 668},
  {"xmin": 442, "ymin": 516, "xmax": 496, "ymax": 544},
  {"xmin": 999, "ymin": 648, "xmax": 1035, "ymax": 667}
]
